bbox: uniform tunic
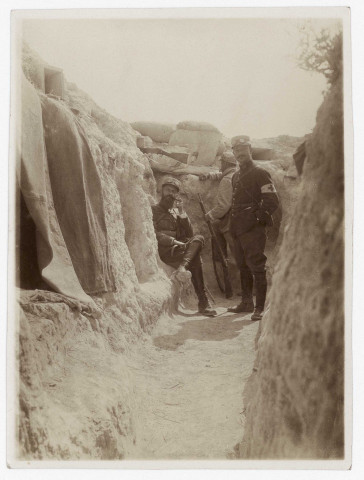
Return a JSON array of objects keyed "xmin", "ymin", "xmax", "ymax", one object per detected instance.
[
  {"xmin": 230, "ymin": 160, "xmax": 279, "ymax": 274},
  {"xmin": 206, "ymin": 167, "xmax": 237, "ymax": 259},
  {"xmin": 206, "ymin": 167, "xmax": 236, "ymax": 227},
  {"xmin": 151, "ymin": 203, "xmax": 200, "ymax": 268}
]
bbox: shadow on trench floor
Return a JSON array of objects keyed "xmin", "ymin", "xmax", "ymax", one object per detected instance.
[{"xmin": 153, "ymin": 313, "xmax": 252, "ymax": 351}]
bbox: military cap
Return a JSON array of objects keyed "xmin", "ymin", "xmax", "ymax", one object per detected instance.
[
  {"xmin": 161, "ymin": 176, "xmax": 181, "ymax": 191},
  {"xmin": 232, "ymin": 139, "xmax": 251, "ymax": 148},
  {"xmin": 221, "ymin": 151, "xmax": 237, "ymax": 165},
  {"xmin": 231, "ymin": 135, "xmax": 250, "ymax": 148},
  {"xmin": 232, "ymin": 141, "xmax": 252, "ymax": 153}
]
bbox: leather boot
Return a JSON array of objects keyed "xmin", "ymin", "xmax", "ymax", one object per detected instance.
[
  {"xmin": 227, "ymin": 267, "xmax": 254, "ymax": 313},
  {"xmin": 191, "ymin": 263, "xmax": 217, "ymax": 317},
  {"xmin": 251, "ymin": 271, "xmax": 267, "ymax": 321},
  {"xmin": 179, "ymin": 239, "xmax": 203, "ymax": 269},
  {"xmin": 175, "ymin": 240, "xmax": 203, "ymax": 282}
]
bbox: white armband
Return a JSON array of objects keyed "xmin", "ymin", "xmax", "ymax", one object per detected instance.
[{"xmin": 261, "ymin": 184, "xmax": 277, "ymax": 193}]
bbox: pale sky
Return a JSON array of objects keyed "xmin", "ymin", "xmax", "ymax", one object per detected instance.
[{"xmin": 22, "ymin": 17, "xmax": 340, "ymax": 138}]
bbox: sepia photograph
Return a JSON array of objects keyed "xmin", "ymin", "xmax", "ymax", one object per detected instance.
[{"xmin": 5, "ymin": 5, "xmax": 353, "ymax": 471}]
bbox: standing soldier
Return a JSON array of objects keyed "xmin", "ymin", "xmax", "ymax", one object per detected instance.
[
  {"xmin": 199, "ymin": 151, "xmax": 236, "ymax": 209},
  {"xmin": 199, "ymin": 152, "xmax": 238, "ymax": 297},
  {"xmin": 152, "ymin": 176, "xmax": 217, "ymax": 317},
  {"xmin": 227, "ymin": 139, "xmax": 279, "ymax": 321}
]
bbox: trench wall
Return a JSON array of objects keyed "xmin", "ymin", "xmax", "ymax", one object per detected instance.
[
  {"xmin": 16, "ymin": 45, "xmax": 174, "ymax": 460},
  {"xmin": 239, "ymin": 70, "xmax": 344, "ymax": 459}
]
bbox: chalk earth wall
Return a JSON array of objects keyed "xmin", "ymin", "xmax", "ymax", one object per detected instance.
[
  {"xmin": 17, "ymin": 45, "xmax": 174, "ymax": 460},
  {"xmin": 238, "ymin": 63, "xmax": 345, "ymax": 459}
]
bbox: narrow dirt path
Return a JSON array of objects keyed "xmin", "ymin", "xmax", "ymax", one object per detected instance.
[{"xmin": 128, "ymin": 298, "xmax": 259, "ymax": 460}]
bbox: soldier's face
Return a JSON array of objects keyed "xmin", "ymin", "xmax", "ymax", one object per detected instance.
[
  {"xmin": 234, "ymin": 150, "xmax": 252, "ymax": 166},
  {"xmin": 161, "ymin": 185, "xmax": 179, "ymax": 209},
  {"xmin": 162, "ymin": 185, "xmax": 179, "ymax": 198}
]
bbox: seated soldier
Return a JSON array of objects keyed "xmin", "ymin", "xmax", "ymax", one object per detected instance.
[{"xmin": 152, "ymin": 176, "xmax": 217, "ymax": 317}]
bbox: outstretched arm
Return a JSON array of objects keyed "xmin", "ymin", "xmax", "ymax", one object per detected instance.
[{"xmin": 199, "ymin": 171, "xmax": 223, "ymax": 181}]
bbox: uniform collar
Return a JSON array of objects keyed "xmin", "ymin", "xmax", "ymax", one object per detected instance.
[{"xmin": 237, "ymin": 160, "xmax": 255, "ymax": 178}]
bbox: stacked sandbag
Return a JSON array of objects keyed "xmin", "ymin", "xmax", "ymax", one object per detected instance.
[
  {"xmin": 148, "ymin": 153, "xmax": 215, "ymax": 176},
  {"xmin": 251, "ymin": 147, "xmax": 275, "ymax": 161},
  {"xmin": 176, "ymin": 120, "xmax": 220, "ymax": 133},
  {"xmin": 169, "ymin": 121, "xmax": 223, "ymax": 166},
  {"xmin": 136, "ymin": 135, "xmax": 153, "ymax": 149},
  {"xmin": 131, "ymin": 121, "xmax": 175, "ymax": 144}
]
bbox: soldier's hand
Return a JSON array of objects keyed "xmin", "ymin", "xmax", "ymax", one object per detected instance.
[
  {"xmin": 174, "ymin": 240, "xmax": 186, "ymax": 247},
  {"xmin": 199, "ymin": 174, "xmax": 210, "ymax": 181},
  {"xmin": 174, "ymin": 197, "xmax": 184, "ymax": 214},
  {"xmin": 256, "ymin": 209, "xmax": 271, "ymax": 225}
]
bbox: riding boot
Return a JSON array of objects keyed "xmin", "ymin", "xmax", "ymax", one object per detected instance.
[
  {"xmin": 227, "ymin": 267, "xmax": 254, "ymax": 313},
  {"xmin": 179, "ymin": 238, "xmax": 203, "ymax": 269},
  {"xmin": 175, "ymin": 238, "xmax": 204, "ymax": 282},
  {"xmin": 190, "ymin": 263, "xmax": 217, "ymax": 317},
  {"xmin": 251, "ymin": 271, "xmax": 268, "ymax": 321}
]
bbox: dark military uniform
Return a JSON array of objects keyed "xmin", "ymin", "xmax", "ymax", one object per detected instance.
[
  {"xmin": 152, "ymin": 201, "xmax": 212, "ymax": 312},
  {"xmin": 151, "ymin": 204, "xmax": 203, "ymax": 267},
  {"xmin": 230, "ymin": 159, "xmax": 279, "ymax": 310}
]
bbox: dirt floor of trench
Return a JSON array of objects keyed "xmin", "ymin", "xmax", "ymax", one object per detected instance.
[{"xmin": 127, "ymin": 295, "xmax": 259, "ymax": 460}]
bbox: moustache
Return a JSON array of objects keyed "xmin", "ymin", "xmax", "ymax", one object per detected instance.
[{"xmin": 160, "ymin": 194, "xmax": 176, "ymax": 208}]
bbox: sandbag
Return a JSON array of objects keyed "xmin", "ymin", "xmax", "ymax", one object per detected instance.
[
  {"xmin": 41, "ymin": 96, "xmax": 115, "ymax": 294},
  {"xmin": 131, "ymin": 121, "xmax": 175, "ymax": 143},
  {"xmin": 169, "ymin": 129, "xmax": 222, "ymax": 166},
  {"xmin": 251, "ymin": 147, "xmax": 274, "ymax": 161},
  {"xmin": 17, "ymin": 73, "xmax": 94, "ymax": 307},
  {"xmin": 217, "ymin": 140, "xmax": 226, "ymax": 156},
  {"xmin": 136, "ymin": 136, "xmax": 153, "ymax": 149},
  {"xmin": 177, "ymin": 120, "xmax": 220, "ymax": 133},
  {"xmin": 148, "ymin": 154, "xmax": 215, "ymax": 176}
]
